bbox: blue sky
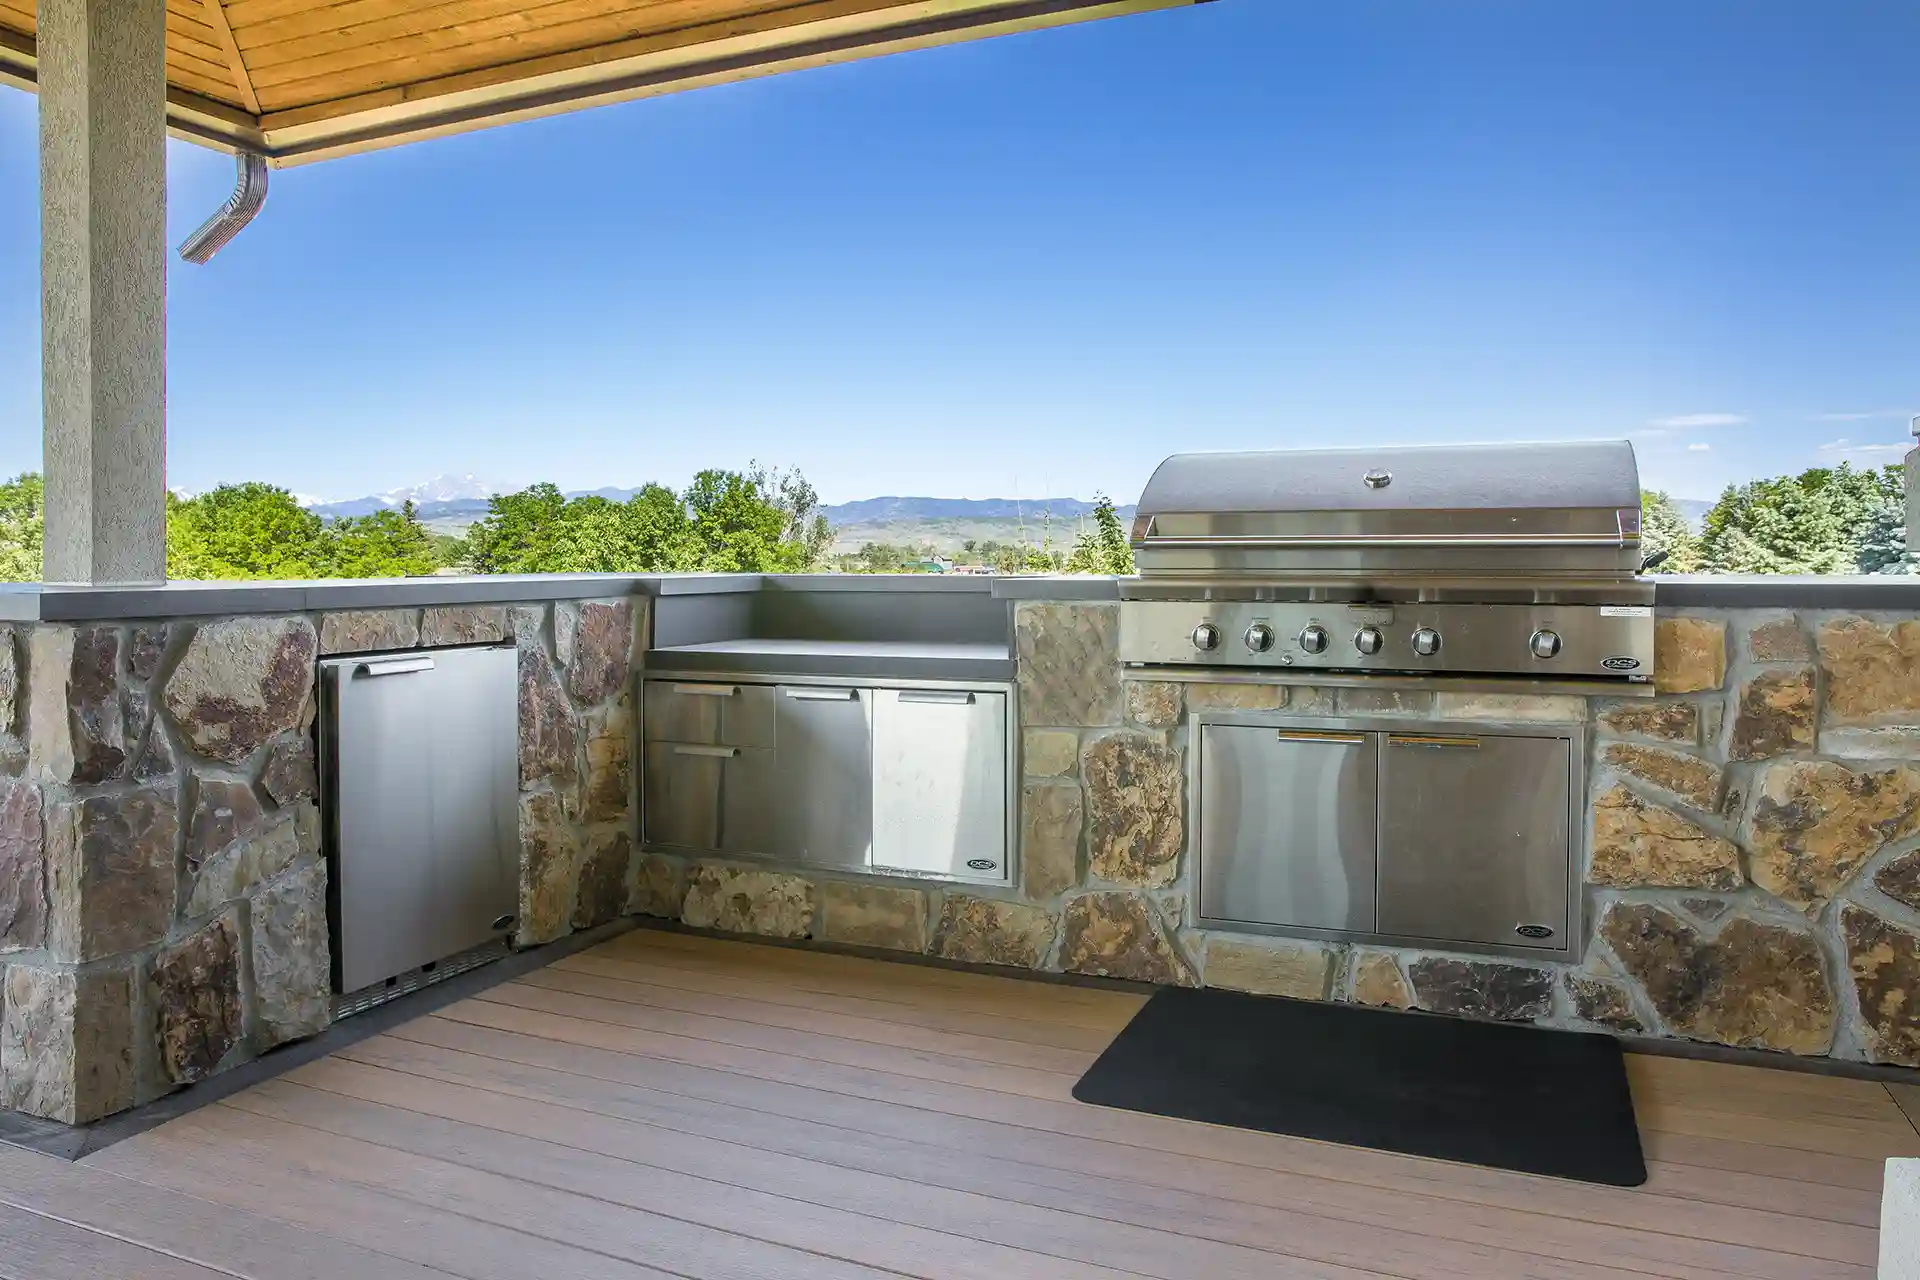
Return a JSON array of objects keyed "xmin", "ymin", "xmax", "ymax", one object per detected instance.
[{"xmin": 1, "ymin": 0, "xmax": 1915, "ymax": 505}]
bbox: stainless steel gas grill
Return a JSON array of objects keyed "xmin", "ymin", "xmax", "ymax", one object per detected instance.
[{"xmin": 1119, "ymin": 440, "xmax": 1655, "ymax": 691}]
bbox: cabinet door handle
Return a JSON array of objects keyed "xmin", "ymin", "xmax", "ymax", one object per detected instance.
[
  {"xmin": 783, "ymin": 688, "xmax": 858, "ymax": 701},
  {"xmin": 670, "ymin": 683, "xmax": 739, "ymax": 697},
  {"xmin": 897, "ymin": 691, "xmax": 975, "ymax": 705},
  {"xmin": 355, "ymin": 657, "xmax": 435, "ymax": 677},
  {"xmin": 672, "ymin": 745, "xmax": 741, "ymax": 758},
  {"xmin": 1275, "ymin": 730, "xmax": 1366, "ymax": 745},
  {"xmin": 1388, "ymin": 734, "xmax": 1482, "ymax": 750}
]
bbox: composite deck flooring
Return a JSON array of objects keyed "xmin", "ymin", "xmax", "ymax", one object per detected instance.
[{"xmin": 0, "ymin": 928, "xmax": 1909, "ymax": 1278}]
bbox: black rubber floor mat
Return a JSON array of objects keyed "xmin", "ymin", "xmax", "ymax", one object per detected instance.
[{"xmin": 1073, "ymin": 985, "xmax": 1646, "ymax": 1186}]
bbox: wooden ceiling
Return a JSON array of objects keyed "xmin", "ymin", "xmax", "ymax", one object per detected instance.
[{"xmin": 0, "ymin": 0, "xmax": 1198, "ymax": 164}]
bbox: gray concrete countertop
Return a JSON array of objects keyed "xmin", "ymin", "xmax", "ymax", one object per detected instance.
[
  {"xmin": 643, "ymin": 638, "xmax": 1014, "ymax": 682},
  {"xmin": 5, "ymin": 571, "xmax": 1920, "ymax": 622}
]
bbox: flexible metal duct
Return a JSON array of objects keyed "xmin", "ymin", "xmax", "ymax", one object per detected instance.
[{"xmin": 177, "ymin": 152, "xmax": 268, "ymax": 264}]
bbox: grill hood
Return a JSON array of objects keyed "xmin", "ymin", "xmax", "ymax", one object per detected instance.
[{"xmin": 1129, "ymin": 440, "xmax": 1644, "ymax": 591}]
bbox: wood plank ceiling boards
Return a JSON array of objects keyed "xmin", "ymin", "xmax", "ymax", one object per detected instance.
[{"xmin": 0, "ymin": 0, "xmax": 1204, "ymax": 165}]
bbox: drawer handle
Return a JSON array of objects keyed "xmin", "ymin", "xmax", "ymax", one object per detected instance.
[
  {"xmin": 355, "ymin": 657, "xmax": 435, "ymax": 677},
  {"xmin": 1275, "ymin": 730, "xmax": 1366, "ymax": 745},
  {"xmin": 669, "ymin": 683, "xmax": 739, "ymax": 697},
  {"xmin": 672, "ymin": 745, "xmax": 741, "ymax": 758},
  {"xmin": 1389, "ymin": 734, "xmax": 1482, "ymax": 750},
  {"xmin": 783, "ymin": 688, "xmax": 858, "ymax": 701},
  {"xmin": 897, "ymin": 691, "xmax": 975, "ymax": 705}
]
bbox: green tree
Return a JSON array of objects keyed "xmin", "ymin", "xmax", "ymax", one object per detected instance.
[
  {"xmin": 167, "ymin": 483, "xmax": 326, "ymax": 579},
  {"xmin": 461, "ymin": 483, "xmax": 571, "ymax": 574},
  {"xmin": 1699, "ymin": 464, "xmax": 1897, "ymax": 574},
  {"xmin": 1065, "ymin": 494, "xmax": 1136, "ymax": 575},
  {"xmin": 0, "ymin": 473, "xmax": 43, "ymax": 583},
  {"xmin": 318, "ymin": 501, "xmax": 441, "ymax": 577},
  {"xmin": 1638, "ymin": 491, "xmax": 1702, "ymax": 573},
  {"xmin": 1857, "ymin": 502, "xmax": 1918, "ymax": 575},
  {"xmin": 460, "ymin": 468, "xmax": 825, "ymax": 575}
]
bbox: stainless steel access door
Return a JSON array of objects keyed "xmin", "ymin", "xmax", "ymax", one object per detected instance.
[
  {"xmin": 322, "ymin": 646, "xmax": 519, "ymax": 994},
  {"xmin": 870, "ymin": 689, "xmax": 1009, "ymax": 882},
  {"xmin": 773, "ymin": 685, "xmax": 873, "ymax": 869},
  {"xmin": 1375, "ymin": 732, "xmax": 1572, "ymax": 950},
  {"xmin": 1198, "ymin": 725, "xmax": 1377, "ymax": 931}
]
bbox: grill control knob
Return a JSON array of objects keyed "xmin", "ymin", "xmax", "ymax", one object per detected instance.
[
  {"xmin": 1411, "ymin": 627, "xmax": 1442, "ymax": 657},
  {"xmin": 1244, "ymin": 623, "xmax": 1275, "ymax": 653},
  {"xmin": 1529, "ymin": 629, "xmax": 1562, "ymax": 659},
  {"xmin": 1191, "ymin": 623, "xmax": 1222, "ymax": 652},
  {"xmin": 1298, "ymin": 625, "xmax": 1329, "ymax": 654},
  {"xmin": 1354, "ymin": 627, "xmax": 1385, "ymax": 656}
]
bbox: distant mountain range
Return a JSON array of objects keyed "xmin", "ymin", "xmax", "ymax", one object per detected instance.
[
  {"xmin": 304, "ymin": 476, "xmax": 1706, "ymax": 551},
  {"xmin": 304, "ymin": 479, "xmax": 1134, "ymax": 550}
]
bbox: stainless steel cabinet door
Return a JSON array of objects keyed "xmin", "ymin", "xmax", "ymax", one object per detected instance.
[
  {"xmin": 641, "ymin": 742, "xmax": 726, "ymax": 850},
  {"xmin": 1376, "ymin": 733, "xmax": 1571, "ymax": 949},
  {"xmin": 1198, "ymin": 726, "xmax": 1377, "ymax": 931},
  {"xmin": 773, "ymin": 686, "xmax": 873, "ymax": 869},
  {"xmin": 325, "ymin": 647, "xmax": 519, "ymax": 994},
  {"xmin": 870, "ymin": 689, "xmax": 1008, "ymax": 881}
]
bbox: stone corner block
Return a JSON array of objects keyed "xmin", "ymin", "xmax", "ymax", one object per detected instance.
[
  {"xmin": 152, "ymin": 911, "xmax": 244, "ymax": 1086},
  {"xmin": 1124, "ymin": 680, "xmax": 1184, "ymax": 729},
  {"xmin": 630, "ymin": 853, "xmax": 689, "ymax": 920},
  {"xmin": 933, "ymin": 895, "xmax": 1057, "ymax": 969},
  {"xmin": 46, "ymin": 784, "xmax": 178, "ymax": 963},
  {"xmin": 1022, "ymin": 729, "xmax": 1080, "ymax": 779},
  {"xmin": 420, "ymin": 606, "xmax": 508, "ymax": 648},
  {"xmin": 1430, "ymin": 692, "xmax": 1586, "ymax": 722},
  {"xmin": 1820, "ymin": 616, "xmax": 1920, "ymax": 727},
  {"xmin": 1, "ymin": 962, "xmax": 135, "ymax": 1123},
  {"xmin": 1728, "ymin": 667, "xmax": 1815, "ymax": 762},
  {"xmin": 1014, "ymin": 603, "xmax": 1121, "ymax": 727},
  {"xmin": 1746, "ymin": 614, "xmax": 1812, "ymax": 664},
  {"xmin": 1020, "ymin": 780, "xmax": 1083, "ymax": 900},
  {"xmin": 1349, "ymin": 950, "xmax": 1412, "ymax": 1008},
  {"xmin": 1406, "ymin": 956, "xmax": 1552, "ymax": 1022},
  {"xmin": 1204, "ymin": 937, "xmax": 1333, "ymax": 1000},
  {"xmin": 1059, "ymin": 891, "xmax": 1195, "ymax": 985},
  {"xmin": 1600, "ymin": 902, "xmax": 1833, "ymax": 1054},
  {"xmin": 1082, "ymin": 733, "xmax": 1182, "ymax": 889},
  {"xmin": 163, "ymin": 617, "xmax": 317, "ymax": 764},
  {"xmin": 316, "ymin": 610, "xmax": 419, "ymax": 655},
  {"xmin": 249, "ymin": 861, "xmax": 332, "ymax": 1050},
  {"xmin": 1747, "ymin": 759, "xmax": 1920, "ymax": 912},
  {"xmin": 682, "ymin": 865, "xmax": 814, "ymax": 939},
  {"xmin": 1654, "ymin": 616, "xmax": 1727, "ymax": 694},
  {"xmin": 818, "ymin": 881, "xmax": 930, "ymax": 953},
  {"xmin": 1588, "ymin": 784, "xmax": 1740, "ymax": 892}
]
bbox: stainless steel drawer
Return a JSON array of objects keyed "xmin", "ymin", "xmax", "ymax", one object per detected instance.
[
  {"xmin": 1376, "ymin": 732, "xmax": 1571, "ymax": 950},
  {"xmin": 642, "ymin": 681, "xmax": 776, "ymax": 748},
  {"xmin": 1198, "ymin": 725, "xmax": 1377, "ymax": 932},
  {"xmin": 642, "ymin": 741, "xmax": 724, "ymax": 850}
]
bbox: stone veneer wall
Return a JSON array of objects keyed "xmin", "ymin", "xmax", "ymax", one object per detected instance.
[
  {"xmin": 0, "ymin": 597, "xmax": 644, "ymax": 1124},
  {"xmin": 632, "ymin": 601, "xmax": 1920, "ymax": 1071}
]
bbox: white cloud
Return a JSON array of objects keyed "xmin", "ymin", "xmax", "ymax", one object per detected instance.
[
  {"xmin": 1649, "ymin": 413, "xmax": 1747, "ymax": 429},
  {"xmin": 1819, "ymin": 438, "xmax": 1910, "ymax": 460},
  {"xmin": 1813, "ymin": 410, "xmax": 1913, "ymax": 423},
  {"xmin": 1686, "ymin": 443, "xmax": 1710, "ymax": 452}
]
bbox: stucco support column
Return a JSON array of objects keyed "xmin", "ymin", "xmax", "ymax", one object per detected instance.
[
  {"xmin": 1906, "ymin": 417, "xmax": 1920, "ymax": 555},
  {"xmin": 38, "ymin": 0, "xmax": 167, "ymax": 585}
]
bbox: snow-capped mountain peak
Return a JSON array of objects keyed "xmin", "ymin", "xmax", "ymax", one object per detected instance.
[{"xmin": 378, "ymin": 474, "xmax": 496, "ymax": 506}]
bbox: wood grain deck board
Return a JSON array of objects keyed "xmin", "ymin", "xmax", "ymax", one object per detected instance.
[{"xmin": 0, "ymin": 931, "xmax": 1873, "ymax": 1280}]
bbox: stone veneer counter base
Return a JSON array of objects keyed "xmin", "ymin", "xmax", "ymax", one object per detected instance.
[{"xmin": 0, "ymin": 918, "xmax": 638, "ymax": 1161}]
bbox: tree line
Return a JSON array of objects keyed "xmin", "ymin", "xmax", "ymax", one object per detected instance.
[
  {"xmin": 1641, "ymin": 461, "xmax": 1912, "ymax": 576},
  {"xmin": 0, "ymin": 463, "xmax": 1905, "ymax": 582},
  {"xmin": 0, "ymin": 465, "xmax": 830, "ymax": 581}
]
